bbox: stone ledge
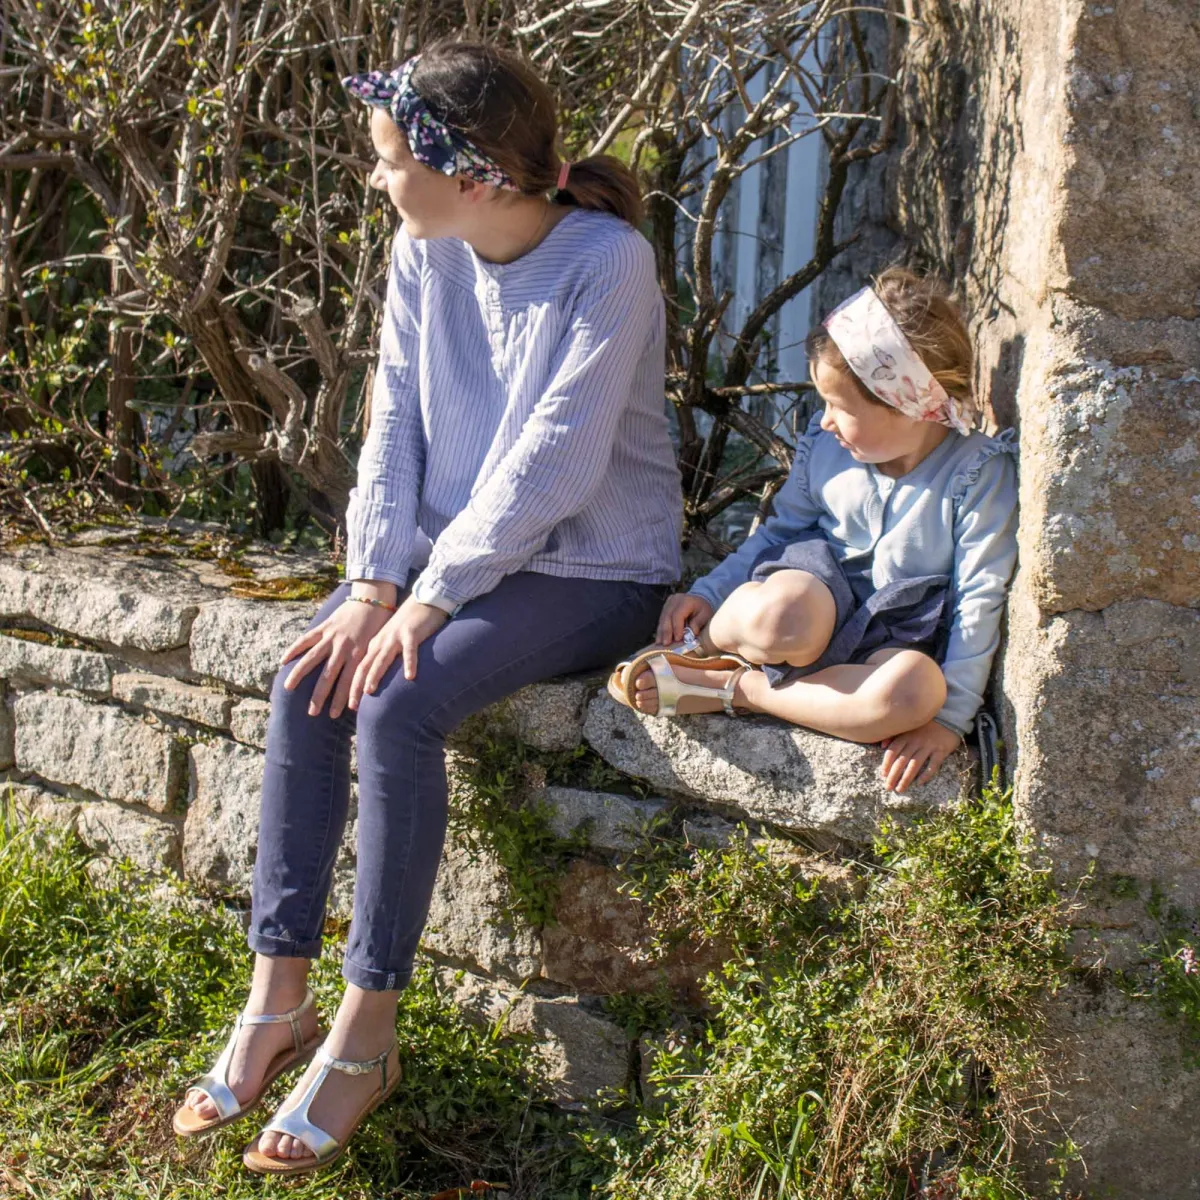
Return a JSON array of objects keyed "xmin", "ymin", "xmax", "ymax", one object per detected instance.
[
  {"xmin": 113, "ymin": 672, "xmax": 234, "ymax": 730},
  {"xmin": 13, "ymin": 692, "xmax": 186, "ymax": 814},
  {"xmin": 0, "ymin": 633, "xmax": 112, "ymax": 693},
  {"xmin": 190, "ymin": 599, "xmax": 318, "ymax": 695},
  {"xmin": 540, "ymin": 786, "xmax": 666, "ymax": 853},
  {"xmin": 583, "ymin": 694, "xmax": 972, "ymax": 843},
  {"xmin": 0, "ymin": 549, "xmax": 214, "ymax": 651}
]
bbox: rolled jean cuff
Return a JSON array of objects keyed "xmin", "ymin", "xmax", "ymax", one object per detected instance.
[
  {"xmin": 341, "ymin": 955, "xmax": 413, "ymax": 992},
  {"xmin": 246, "ymin": 928, "xmax": 324, "ymax": 960}
]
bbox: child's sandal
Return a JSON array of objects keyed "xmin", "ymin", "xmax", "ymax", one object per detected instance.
[{"xmin": 607, "ymin": 649, "xmax": 756, "ymax": 717}]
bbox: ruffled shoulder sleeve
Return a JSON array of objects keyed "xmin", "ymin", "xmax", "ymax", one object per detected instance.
[
  {"xmin": 949, "ymin": 427, "xmax": 1018, "ymax": 507},
  {"xmin": 792, "ymin": 409, "xmax": 826, "ymax": 474}
]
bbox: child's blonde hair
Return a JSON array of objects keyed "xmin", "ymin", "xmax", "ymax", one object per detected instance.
[{"xmin": 806, "ymin": 267, "xmax": 975, "ymax": 410}]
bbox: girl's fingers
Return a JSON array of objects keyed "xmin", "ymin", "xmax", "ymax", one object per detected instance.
[
  {"xmin": 284, "ymin": 639, "xmax": 332, "ymax": 690},
  {"xmin": 347, "ymin": 648, "xmax": 373, "ymax": 712},
  {"xmin": 401, "ymin": 629, "xmax": 421, "ymax": 681},
  {"xmin": 920, "ymin": 749, "xmax": 947, "ymax": 782},
  {"xmin": 895, "ymin": 749, "xmax": 933, "ymax": 795},
  {"xmin": 307, "ymin": 650, "xmax": 345, "ymax": 717},
  {"xmin": 282, "ymin": 626, "xmax": 323, "ymax": 665},
  {"xmin": 365, "ymin": 637, "xmax": 400, "ymax": 694},
  {"xmin": 328, "ymin": 646, "xmax": 361, "ymax": 720},
  {"xmin": 884, "ymin": 745, "xmax": 915, "ymax": 791}
]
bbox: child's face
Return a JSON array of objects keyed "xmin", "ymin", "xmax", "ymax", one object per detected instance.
[
  {"xmin": 368, "ymin": 108, "xmax": 468, "ymax": 238},
  {"xmin": 812, "ymin": 354, "xmax": 926, "ymax": 465}
]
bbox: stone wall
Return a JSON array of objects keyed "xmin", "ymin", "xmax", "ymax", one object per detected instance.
[
  {"xmin": 879, "ymin": 2, "xmax": 1200, "ymax": 1194},
  {"xmin": 0, "ymin": 528, "xmax": 970, "ymax": 1108}
]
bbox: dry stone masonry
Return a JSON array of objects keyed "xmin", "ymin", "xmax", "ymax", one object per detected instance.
[{"xmin": 0, "ymin": 531, "xmax": 971, "ymax": 1106}]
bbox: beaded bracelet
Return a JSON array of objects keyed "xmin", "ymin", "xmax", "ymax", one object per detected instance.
[{"xmin": 347, "ymin": 594, "xmax": 398, "ymax": 613}]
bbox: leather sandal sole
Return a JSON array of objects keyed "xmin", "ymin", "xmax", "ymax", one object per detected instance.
[{"xmin": 171, "ymin": 1030, "xmax": 326, "ymax": 1137}]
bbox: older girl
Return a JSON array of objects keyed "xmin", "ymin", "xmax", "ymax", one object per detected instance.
[
  {"xmin": 173, "ymin": 41, "xmax": 680, "ymax": 1173},
  {"xmin": 611, "ymin": 269, "xmax": 1017, "ymax": 795}
]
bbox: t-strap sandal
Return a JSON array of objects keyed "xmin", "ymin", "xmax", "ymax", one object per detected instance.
[
  {"xmin": 646, "ymin": 652, "xmax": 755, "ymax": 717},
  {"xmin": 241, "ymin": 1041, "xmax": 402, "ymax": 1175},
  {"xmin": 607, "ymin": 649, "xmax": 755, "ymax": 716},
  {"xmin": 172, "ymin": 987, "xmax": 325, "ymax": 1136}
]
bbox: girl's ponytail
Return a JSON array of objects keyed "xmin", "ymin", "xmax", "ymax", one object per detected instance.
[{"xmin": 557, "ymin": 155, "xmax": 644, "ymax": 227}]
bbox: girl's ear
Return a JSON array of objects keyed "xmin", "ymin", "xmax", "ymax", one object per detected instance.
[{"xmin": 457, "ymin": 177, "xmax": 490, "ymax": 205}]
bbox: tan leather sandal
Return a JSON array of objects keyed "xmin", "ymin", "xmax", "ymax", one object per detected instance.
[
  {"xmin": 608, "ymin": 649, "xmax": 756, "ymax": 716},
  {"xmin": 172, "ymin": 987, "xmax": 325, "ymax": 1136},
  {"xmin": 241, "ymin": 1041, "xmax": 401, "ymax": 1176}
]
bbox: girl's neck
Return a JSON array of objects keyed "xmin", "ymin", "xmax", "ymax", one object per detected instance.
[
  {"xmin": 875, "ymin": 422, "xmax": 953, "ymax": 479},
  {"xmin": 464, "ymin": 196, "xmax": 566, "ymax": 265}
]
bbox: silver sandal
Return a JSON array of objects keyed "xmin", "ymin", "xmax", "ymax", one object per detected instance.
[
  {"xmin": 241, "ymin": 1041, "xmax": 401, "ymax": 1175},
  {"xmin": 646, "ymin": 652, "xmax": 755, "ymax": 717},
  {"xmin": 172, "ymin": 987, "xmax": 325, "ymax": 1136}
]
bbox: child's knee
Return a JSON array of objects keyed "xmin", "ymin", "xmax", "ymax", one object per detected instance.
[
  {"xmin": 877, "ymin": 653, "xmax": 947, "ymax": 723},
  {"xmin": 735, "ymin": 574, "xmax": 835, "ymax": 659}
]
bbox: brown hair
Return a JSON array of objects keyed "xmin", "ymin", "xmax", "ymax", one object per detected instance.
[
  {"xmin": 806, "ymin": 267, "xmax": 974, "ymax": 410},
  {"xmin": 411, "ymin": 41, "xmax": 644, "ymax": 226}
]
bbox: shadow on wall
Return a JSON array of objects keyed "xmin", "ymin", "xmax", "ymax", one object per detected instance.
[{"xmin": 988, "ymin": 333, "xmax": 1025, "ymax": 432}]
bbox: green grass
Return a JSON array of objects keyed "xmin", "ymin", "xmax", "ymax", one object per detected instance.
[
  {"xmin": 0, "ymin": 810, "xmax": 609, "ymax": 1199},
  {"xmin": 0, "ymin": 782, "xmax": 1077, "ymax": 1199}
]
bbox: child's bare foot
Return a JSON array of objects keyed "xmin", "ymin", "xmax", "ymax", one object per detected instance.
[
  {"xmin": 182, "ymin": 991, "xmax": 319, "ymax": 1122},
  {"xmin": 631, "ymin": 660, "xmax": 754, "ymax": 716}
]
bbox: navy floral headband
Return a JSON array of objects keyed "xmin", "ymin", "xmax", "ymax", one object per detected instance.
[{"xmin": 342, "ymin": 56, "xmax": 519, "ymax": 192}]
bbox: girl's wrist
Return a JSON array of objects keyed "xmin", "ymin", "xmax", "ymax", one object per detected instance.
[{"xmin": 349, "ymin": 579, "xmax": 399, "ymax": 607}]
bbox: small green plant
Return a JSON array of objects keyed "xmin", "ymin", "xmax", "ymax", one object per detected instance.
[
  {"xmin": 1128, "ymin": 888, "xmax": 1200, "ymax": 1061},
  {"xmin": 603, "ymin": 784, "xmax": 1073, "ymax": 1200}
]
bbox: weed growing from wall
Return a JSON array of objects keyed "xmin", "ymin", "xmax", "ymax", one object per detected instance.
[{"xmin": 602, "ymin": 784, "xmax": 1074, "ymax": 1200}]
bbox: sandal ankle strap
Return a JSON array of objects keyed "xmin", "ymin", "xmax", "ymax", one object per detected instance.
[
  {"xmin": 316, "ymin": 1040, "xmax": 396, "ymax": 1093},
  {"xmin": 241, "ymin": 987, "xmax": 315, "ymax": 1054}
]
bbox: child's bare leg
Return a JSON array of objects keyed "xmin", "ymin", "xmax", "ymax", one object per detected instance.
[
  {"xmin": 700, "ymin": 570, "xmax": 837, "ymax": 666},
  {"xmin": 632, "ymin": 647, "xmax": 945, "ymax": 739},
  {"xmin": 739, "ymin": 647, "xmax": 946, "ymax": 741}
]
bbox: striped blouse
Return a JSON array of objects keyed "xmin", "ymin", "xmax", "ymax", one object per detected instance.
[{"xmin": 345, "ymin": 208, "xmax": 683, "ymax": 603}]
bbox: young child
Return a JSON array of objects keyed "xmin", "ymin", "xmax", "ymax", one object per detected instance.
[{"xmin": 610, "ymin": 268, "xmax": 1018, "ymax": 796}]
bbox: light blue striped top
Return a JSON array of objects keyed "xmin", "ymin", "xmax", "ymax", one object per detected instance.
[{"xmin": 345, "ymin": 208, "xmax": 683, "ymax": 602}]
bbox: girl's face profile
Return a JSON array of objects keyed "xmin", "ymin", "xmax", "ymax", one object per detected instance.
[
  {"xmin": 812, "ymin": 354, "xmax": 924, "ymax": 466},
  {"xmin": 368, "ymin": 108, "xmax": 464, "ymax": 237}
]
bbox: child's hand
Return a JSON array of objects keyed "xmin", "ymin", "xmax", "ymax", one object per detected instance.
[
  {"xmin": 657, "ymin": 593, "xmax": 715, "ymax": 644},
  {"xmin": 879, "ymin": 721, "xmax": 962, "ymax": 793}
]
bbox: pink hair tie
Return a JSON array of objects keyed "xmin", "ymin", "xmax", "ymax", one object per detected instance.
[{"xmin": 556, "ymin": 161, "xmax": 571, "ymax": 191}]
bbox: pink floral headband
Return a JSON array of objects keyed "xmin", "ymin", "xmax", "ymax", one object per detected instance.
[{"xmin": 822, "ymin": 287, "xmax": 974, "ymax": 435}]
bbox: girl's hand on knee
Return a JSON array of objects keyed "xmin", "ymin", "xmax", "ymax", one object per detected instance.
[
  {"xmin": 879, "ymin": 721, "xmax": 962, "ymax": 794},
  {"xmin": 657, "ymin": 593, "xmax": 714, "ymax": 645},
  {"xmin": 349, "ymin": 598, "xmax": 449, "ymax": 708},
  {"xmin": 282, "ymin": 603, "xmax": 391, "ymax": 719}
]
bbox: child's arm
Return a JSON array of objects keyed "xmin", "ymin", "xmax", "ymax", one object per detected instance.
[
  {"xmin": 934, "ymin": 440, "xmax": 1020, "ymax": 739},
  {"xmin": 687, "ymin": 417, "xmax": 825, "ymax": 615},
  {"xmin": 879, "ymin": 441, "xmax": 1018, "ymax": 792}
]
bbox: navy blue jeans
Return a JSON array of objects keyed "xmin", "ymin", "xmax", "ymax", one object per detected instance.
[{"xmin": 248, "ymin": 572, "xmax": 665, "ymax": 990}]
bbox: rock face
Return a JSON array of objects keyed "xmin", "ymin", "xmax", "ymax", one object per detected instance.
[
  {"xmin": 422, "ymin": 839, "xmax": 543, "ymax": 981},
  {"xmin": 888, "ymin": 1, "xmax": 1200, "ymax": 1193},
  {"xmin": 113, "ymin": 672, "xmax": 234, "ymax": 730},
  {"xmin": 540, "ymin": 786, "xmax": 666, "ymax": 853},
  {"xmin": 184, "ymin": 739, "xmax": 268, "ymax": 893},
  {"xmin": 0, "ymin": 549, "xmax": 209, "ymax": 651},
  {"xmin": 0, "ymin": 634, "xmax": 111, "ymax": 693},
  {"xmin": 440, "ymin": 969, "xmax": 629, "ymax": 1105},
  {"xmin": 13, "ymin": 692, "xmax": 185, "ymax": 813},
  {"xmin": 583, "ymin": 694, "xmax": 970, "ymax": 841},
  {"xmin": 189, "ymin": 599, "xmax": 317, "ymax": 695}
]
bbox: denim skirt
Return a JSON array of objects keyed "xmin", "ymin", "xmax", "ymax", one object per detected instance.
[{"xmin": 748, "ymin": 532, "xmax": 950, "ymax": 687}]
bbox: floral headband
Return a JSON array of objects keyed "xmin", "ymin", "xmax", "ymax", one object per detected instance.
[
  {"xmin": 342, "ymin": 56, "xmax": 519, "ymax": 192},
  {"xmin": 822, "ymin": 287, "xmax": 974, "ymax": 436}
]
